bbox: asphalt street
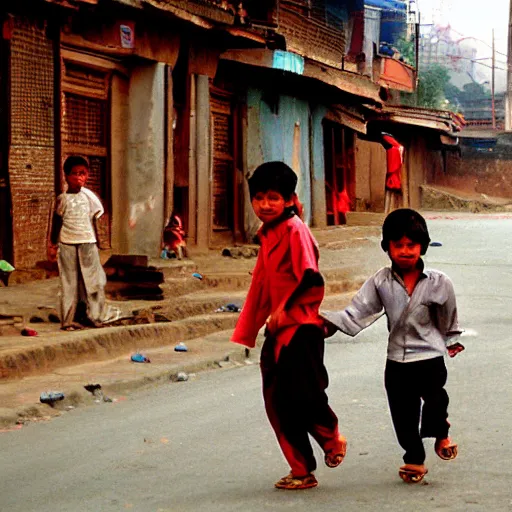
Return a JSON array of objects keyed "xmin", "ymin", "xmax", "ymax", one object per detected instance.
[{"xmin": 1, "ymin": 214, "xmax": 511, "ymax": 512}]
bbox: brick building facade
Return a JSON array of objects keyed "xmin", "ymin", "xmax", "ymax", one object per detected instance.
[
  {"xmin": 8, "ymin": 16, "xmax": 55, "ymax": 268},
  {"xmin": 1, "ymin": 0, "xmax": 462, "ymax": 271}
]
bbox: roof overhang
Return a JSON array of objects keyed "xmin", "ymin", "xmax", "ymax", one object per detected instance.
[
  {"xmin": 325, "ymin": 105, "xmax": 367, "ymax": 134},
  {"xmin": 139, "ymin": 0, "xmax": 215, "ymax": 29},
  {"xmin": 220, "ymin": 49, "xmax": 383, "ymax": 104},
  {"xmin": 364, "ymin": 104, "xmax": 465, "ymax": 135}
]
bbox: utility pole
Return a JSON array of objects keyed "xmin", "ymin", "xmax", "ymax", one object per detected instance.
[
  {"xmin": 506, "ymin": 0, "xmax": 512, "ymax": 130},
  {"xmin": 492, "ymin": 28, "xmax": 496, "ymax": 130}
]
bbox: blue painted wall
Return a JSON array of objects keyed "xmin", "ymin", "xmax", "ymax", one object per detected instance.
[{"xmin": 245, "ymin": 88, "xmax": 328, "ymax": 236}]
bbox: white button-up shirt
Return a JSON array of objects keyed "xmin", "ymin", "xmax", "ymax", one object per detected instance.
[{"xmin": 323, "ymin": 263, "xmax": 462, "ymax": 363}]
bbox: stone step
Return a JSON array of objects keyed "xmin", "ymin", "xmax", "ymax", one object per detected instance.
[
  {"xmin": 152, "ymin": 292, "xmax": 246, "ymax": 321},
  {"xmin": 0, "ymin": 313, "xmax": 239, "ymax": 381},
  {"xmin": 151, "ymin": 258, "xmax": 199, "ymax": 278},
  {"xmin": 163, "ymin": 272, "xmax": 252, "ymax": 297},
  {"xmin": 0, "ymin": 273, "xmax": 363, "ymax": 381}
]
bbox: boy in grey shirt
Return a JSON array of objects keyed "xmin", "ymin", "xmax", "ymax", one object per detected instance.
[{"xmin": 323, "ymin": 209, "xmax": 464, "ymax": 483}]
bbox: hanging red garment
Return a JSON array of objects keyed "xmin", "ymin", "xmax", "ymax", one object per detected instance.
[
  {"xmin": 337, "ymin": 189, "xmax": 351, "ymax": 214},
  {"xmin": 382, "ymin": 135, "xmax": 404, "ymax": 192}
]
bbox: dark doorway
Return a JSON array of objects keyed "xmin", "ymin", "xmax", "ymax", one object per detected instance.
[
  {"xmin": 0, "ymin": 26, "xmax": 13, "ymax": 263},
  {"xmin": 323, "ymin": 120, "xmax": 355, "ymax": 226}
]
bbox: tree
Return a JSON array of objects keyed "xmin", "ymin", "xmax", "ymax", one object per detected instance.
[
  {"xmin": 416, "ymin": 64, "xmax": 451, "ymax": 109},
  {"xmin": 395, "ymin": 36, "xmax": 416, "ymax": 67}
]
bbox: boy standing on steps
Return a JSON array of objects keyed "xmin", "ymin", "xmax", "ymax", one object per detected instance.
[
  {"xmin": 231, "ymin": 161, "xmax": 346, "ymax": 490},
  {"xmin": 323, "ymin": 208, "xmax": 464, "ymax": 483},
  {"xmin": 49, "ymin": 156, "xmax": 118, "ymax": 330}
]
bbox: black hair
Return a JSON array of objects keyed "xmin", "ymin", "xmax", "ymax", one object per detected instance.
[
  {"xmin": 63, "ymin": 155, "xmax": 89, "ymax": 176},
  {"xmin": 248, "ymin": 161, "xmax": 298, "ymax": 200},
  {"xmin": 381, "ymin": 208, "xmax": 431, "ymax": 255}
]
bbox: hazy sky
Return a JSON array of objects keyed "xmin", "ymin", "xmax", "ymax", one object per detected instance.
[
  {"xmin": 419, "ymin": 0, "xmax": 508, "ymax": 51},
  {"xmin": 418, "ymin": 0, "xmax": 509, "ymax": 90}
]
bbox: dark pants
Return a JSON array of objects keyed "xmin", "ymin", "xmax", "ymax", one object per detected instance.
[
  {"xmin": 260, "ymin": 325, "xmax": 343, "ymax": 476},
  {"xmin": 385, "ymin": 356, "xmax": 450, "ymax": 465}
]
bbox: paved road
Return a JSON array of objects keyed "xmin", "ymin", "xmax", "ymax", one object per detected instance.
[{"xmin": 1, "ymin": 214, "xmax": 511, "ymax": 512}]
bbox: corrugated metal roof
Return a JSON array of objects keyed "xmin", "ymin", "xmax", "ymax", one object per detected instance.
[{"xmin": 364, "ymin": 104, "xmax": 465, "ymax": 134}]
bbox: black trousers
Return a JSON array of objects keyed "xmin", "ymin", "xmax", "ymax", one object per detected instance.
[
  {"xmin": 385, "ymin": 356, "xmax": 450, "ymax": 465},
  {"xmin": 260, "ymin": 325, "xmax": 342, "ymax": 476}
]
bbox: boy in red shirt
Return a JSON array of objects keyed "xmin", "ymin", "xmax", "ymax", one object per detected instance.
[{"xmin": 231, "ymin": 161, "xmax": 346, "ymax": 490}]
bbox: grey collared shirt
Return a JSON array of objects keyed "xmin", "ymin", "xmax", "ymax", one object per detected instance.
[{"xmin": 323, "ymin": 266, "xmax": 462, "ymax": 363}]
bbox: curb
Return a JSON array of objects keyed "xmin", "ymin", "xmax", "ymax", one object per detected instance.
[
  {"xmin": 0, "ymin": 314, "xmax": 239, "ymax": 380},
  {"xmin": 0, "ymin": 338, "xmax": 254, "ymax": 429}
]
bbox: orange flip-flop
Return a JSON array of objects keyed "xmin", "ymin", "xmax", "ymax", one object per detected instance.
[
  {"xmin": 435, "ymin": 437, "xmax": 458, "ymax": 460},
  {"xmin": 399, "ymin": 464, "xmax": 428, "ymax": 483},
  {"xmin": 325, "ymin": 435, "xmax": 347, "ymax": 468},
  {"xmin": 274, "ymin": 473, "xmax": 318, "ymax": 490}
]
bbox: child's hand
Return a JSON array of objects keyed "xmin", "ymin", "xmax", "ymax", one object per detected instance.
[
  {"xmin": 447, "ymin": 342, "xmax": 465, "ymax": 358},
  {"xmin": 266, "ymin": 303, "xmax": 285, "ymax": 336},
  {"xmin": 47, "ymin": 244, "xmax": 58, "ymax": 263},
  {"xmin": 322, "ymin": 317, "xmax": 339, "ymax": 339},
  {"xmin": 266, "ymin": 312, "xmax": 280, "ymax": 336}
]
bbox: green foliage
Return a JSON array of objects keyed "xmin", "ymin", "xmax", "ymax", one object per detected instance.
[
  {"xmin": 400, "ymin": 63, "xmax": 492, "ymax": 114},
  {"xmin": 416, "ymin": 64, "xmax": 451, "ymax": 109},
  {"xmin": 395, "ymin": 36, "xmax": 416, "ymax": 66}
]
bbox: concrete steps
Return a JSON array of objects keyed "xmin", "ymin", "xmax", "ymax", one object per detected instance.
[
  {"xmin": 0, "ymin": 258, "xmax": 364, "ymax": 382},
  {"xmin": 0, "ymin": 313, "xmax": 239, "ymax": 381}
]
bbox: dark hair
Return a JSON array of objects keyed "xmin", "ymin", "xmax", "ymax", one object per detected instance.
[
  {"xmin": 248, "ymin": 161, "xmax": 298, "ymax": 200},
  {"xmin": 63, "ymin": 155, "xmax": 89, "ymax": 176},
  {"xmin": 381, "ymin": 208, "xmax": 431, "ymax": 255}
]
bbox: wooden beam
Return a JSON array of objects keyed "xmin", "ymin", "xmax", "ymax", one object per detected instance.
[{"xmin": 220, "ymin": 48, "xmax": 274, "ymax": 68}]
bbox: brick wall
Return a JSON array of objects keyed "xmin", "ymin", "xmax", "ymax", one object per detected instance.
[
  {"xmin": 277, "ymin": 6, "xmax": 345, "ymax": 69},
  {"xmin": 9, "ymin": 16, "xmax": 55, "ymax": 268},
  {"xmin": 429, "ymin": 151, "xmax": 512, "ymax": 200}
]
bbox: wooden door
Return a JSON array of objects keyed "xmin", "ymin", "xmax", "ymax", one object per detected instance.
[
  {"xmin": 61, "ymin": 58, "xmax": 111, "ymax": 248},
  {"xmin": 210, "ymin": 85, "xmax": 238, "ymax": 244}
]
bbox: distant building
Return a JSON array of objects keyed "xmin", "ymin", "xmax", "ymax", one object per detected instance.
[{"xmin": 419, "ymin": 24, "xmax": 478, "ymax": 83}]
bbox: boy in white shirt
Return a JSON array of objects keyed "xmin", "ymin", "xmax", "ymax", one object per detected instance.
[
  {"xmin": 323, "ymin": 209, "xmax": 464, "ymax": 483},
  {"xmin": 50, "ymin": 156, "xmax": 110, "ymax": 330}
]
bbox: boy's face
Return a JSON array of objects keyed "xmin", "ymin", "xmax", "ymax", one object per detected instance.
[
  {"xmin": 251, "ymin": 190, "xmax": 292, "ymax": 224},
  {"xmin": 388, "ymin": 236, "xmax": 422, "ymax": 271},
  {"xmin": 66, "ymin": 165, "xmax": 89, "ymax": 190}
]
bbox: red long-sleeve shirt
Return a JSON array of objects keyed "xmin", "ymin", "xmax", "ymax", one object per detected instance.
[{"xmin": 231, "ymin": 214, "xmax": 324, "ymax": 360}]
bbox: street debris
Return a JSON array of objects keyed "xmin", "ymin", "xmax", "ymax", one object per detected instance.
[
  {"xmin": 174, "ymin": 342, "xmax": 188, "ymax": 352},
  {"xmin": 131, "ymin": 353, "xmax": 151, "ymax": 363},
  {"xmin": 215, "ymin": 303, "xmax": 241, "ymax": 313},
  {"xmin": 40, "ymin": 391, "xmax": 65, "ymax": 405},
  {"xmin": 170, "ymin": 371, "xmax": 191, "ymax": 382},
  {"xmin": 0, "ymin": 260, "xmax": 15, "ymax": 286},
  {"xmin": 192, "ymin": 272, "xmax": 203, "ymax": 280},
  {"xmin": 84, "ymin": 383, "xmax": 113, "ymax": 403},
  {"xmin": 21, "ymin": 328, "xmax": 38, "ymax": 337}
]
